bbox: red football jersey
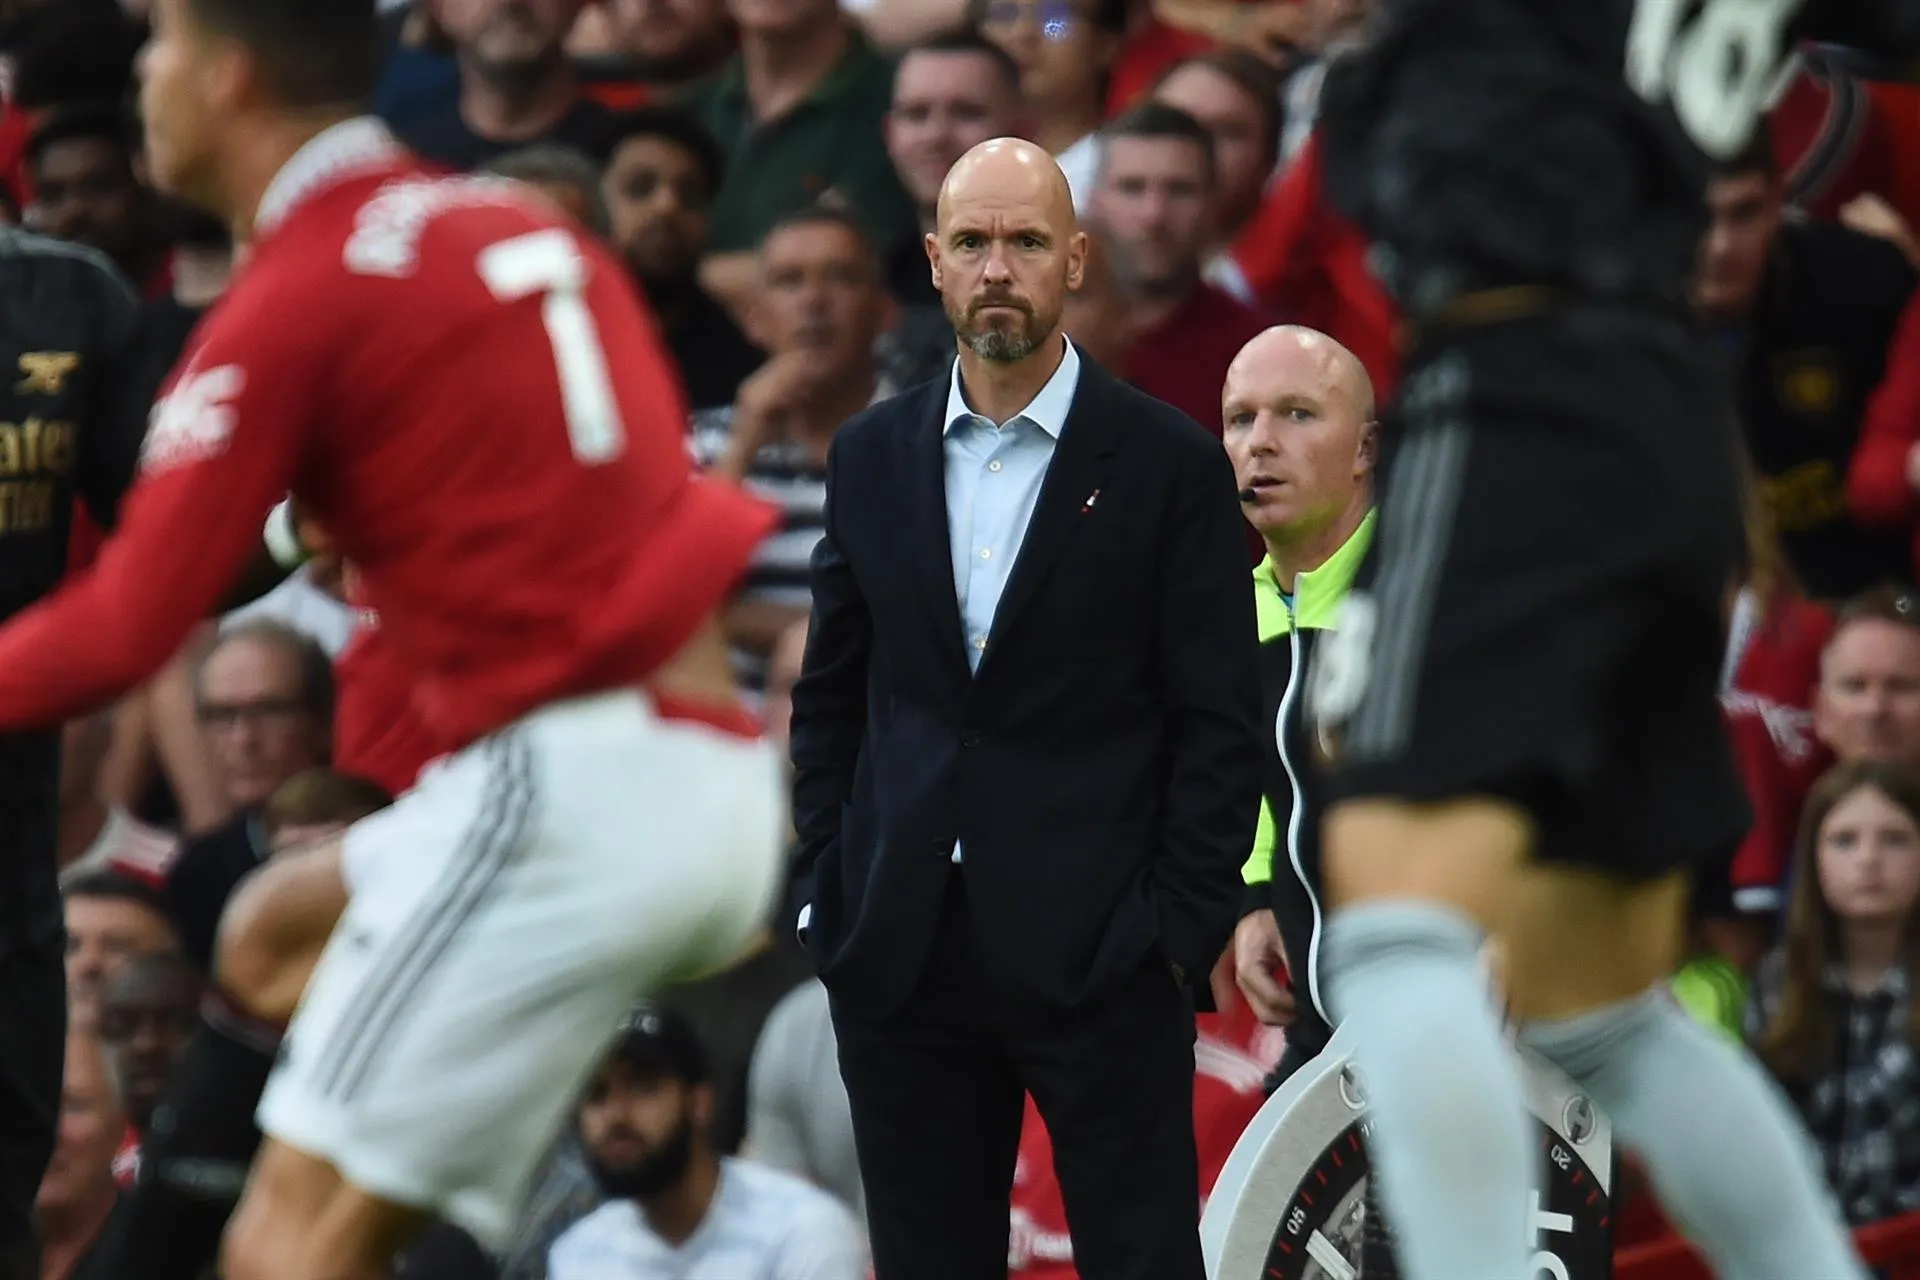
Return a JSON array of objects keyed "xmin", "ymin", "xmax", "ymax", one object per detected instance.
[
  {"xmin": 1721, "ymin": 591, "xmax": 1833, "ymax": 913},
  {"xmin": 0, "ymin": 119, "xmax": 776, "ymax": 738},
  {"xmin": 332, "ymin": 602, "xmax": 446, "ymax": 797}
]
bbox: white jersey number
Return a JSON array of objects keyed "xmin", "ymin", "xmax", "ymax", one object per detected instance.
[
  {"xmin": 1625, "ymin": 0, "xmax": 1804, "ymax": 159},
  {"xmin": 477, "ymin": 229, "xmax": 626, "ymax": 464}
]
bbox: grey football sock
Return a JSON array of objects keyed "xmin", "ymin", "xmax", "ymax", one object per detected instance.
[
  {"xmin": 1522, "ymin": 991, "xmax": 1866, "ymax": 1280},
  {"xmin": 1323, "ymin": 900, "xmax": 1535, "ymax": 1280}
]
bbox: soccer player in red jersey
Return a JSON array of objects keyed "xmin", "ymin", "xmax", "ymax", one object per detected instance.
[{"xmin": 0, "ymin": 1, "xmax": 787, "ymax": 1277}]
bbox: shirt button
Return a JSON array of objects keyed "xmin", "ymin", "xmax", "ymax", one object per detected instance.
[
  {"xmin": 979, "ymin": 548, "xmax": 992, "ymax": 560},
  {"xmin": 961, "ymin": 732, "xmax": 982, "ymax": 748},
  {"xmin": 988, "ymin": 460, "xmax": 1003, "ymax": 472},
  {"xmin": 973, "ymin": 636, "xmax": 987, "ymax": 651}
]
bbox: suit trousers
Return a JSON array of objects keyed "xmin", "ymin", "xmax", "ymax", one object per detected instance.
[{"xmin": 830, "ymin": 870, "xmax": 1203, "ymax": 1280}]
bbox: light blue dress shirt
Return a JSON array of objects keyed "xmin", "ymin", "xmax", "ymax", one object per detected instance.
[
  {"xmin": 940, "ymin": 339, "xmax": 1083, "ymax": 862},
  {"xmin": 943, "ymin": 339, "xmax": 1083, "ymax": 671}
]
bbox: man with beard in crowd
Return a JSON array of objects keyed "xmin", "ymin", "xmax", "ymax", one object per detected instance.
[
  {"xmin": 396, "ymin": 0, "xmax": 612, "ymax": 170},
  {"xmin": 546, "ymin": 1005, "xmax": 865, "ymax": 1280}
]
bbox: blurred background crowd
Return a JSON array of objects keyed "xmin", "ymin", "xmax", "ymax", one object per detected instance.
[{"xmin": 10, "ymin": 0, "xmax": 1920, "ymax": 1275}]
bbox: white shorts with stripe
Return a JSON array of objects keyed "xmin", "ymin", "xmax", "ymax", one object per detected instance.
[{"xmin": 256, "ymin": 689, "xmax": 785, "ymax": 1250}]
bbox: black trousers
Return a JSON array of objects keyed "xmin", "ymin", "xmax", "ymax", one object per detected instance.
[
  {"xmin": 0, "ymin": 928, "xmax": 64, "ymax": 1280},
  {"xmin": 831, "ymin": 874, "xmax": 1202, "ymax": 1280}
]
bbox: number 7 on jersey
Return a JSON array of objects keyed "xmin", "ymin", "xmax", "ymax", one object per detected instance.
[{"xmin": 478, "ymin": 229, "xmax": 627, "ymax": 465}]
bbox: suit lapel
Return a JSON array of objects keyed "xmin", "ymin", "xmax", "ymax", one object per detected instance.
[
  {"xmin": 905, "ymin": 391, "xmax": 971, "ymax": 677},
  {"xmin": 980, "ymin": 368, "xmax": 1118, "ymax": 668}
]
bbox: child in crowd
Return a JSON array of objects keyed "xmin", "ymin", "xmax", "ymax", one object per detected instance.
[{"xmin": 1749, "ymin": 759, "xmax": 1920, "ymax": 1226}]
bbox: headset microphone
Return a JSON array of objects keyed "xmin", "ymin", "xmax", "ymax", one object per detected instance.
[{"xmin": 1238, "ymin": 487, "xmax": 1260, "ymax": 504}]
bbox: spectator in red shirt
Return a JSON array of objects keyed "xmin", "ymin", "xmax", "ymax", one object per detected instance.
[
  {"xmin": 1705, "ymin": 481, "xmax": 1834, "ymax": 973},
  {"xmin": 1229, "ymin": 129, "xmax": 1399, "ymax": 400},
  {"xmin": 1768, "ymin": 46, "xmax": 1920, "ymax": 232},
  {"xmin": 1102, "ymin": 0, "xmax": 1211, "ymax": 116},
  {"xmin": 1091, "ymin": 103, "xmax": 1271, "ymax": 435},
  {"xmin": 1150, "ymin": 49, "xmax": 1281, "ymax": 304},
  {"xmin": 1847, "ymin": 286, "xmax": 1920, "ymax": 577}
]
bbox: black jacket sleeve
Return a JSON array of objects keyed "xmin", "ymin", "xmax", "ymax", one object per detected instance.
[
  {"xmin": 76, "ymin": 281, "xmax": 173, "ymax": 531},
  {"xmin": 787, "ymin": 430, "xmax": 873, "ymax": 915},
  {"xmin": 1150, "ymin": 425, "xmax": 1265, "ymax": 984}
]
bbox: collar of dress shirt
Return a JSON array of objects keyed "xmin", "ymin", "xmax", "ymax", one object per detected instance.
[
  {"xmin": 254, "ymin": 116, "xmax": 407, "ymax": 238},
  {"xmin": 944, "ymin": 337, "xmax": 1081, "ymax": 439}
]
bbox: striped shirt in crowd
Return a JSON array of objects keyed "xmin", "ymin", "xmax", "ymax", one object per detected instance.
[{"xmin": 689, "ymin": 384, "xmax": 893, "ymax": 691}]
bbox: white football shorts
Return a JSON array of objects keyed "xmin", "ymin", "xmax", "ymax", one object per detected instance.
[{"xmin": 256, "ymin": 689, "xmax": 786, "ymax": 1250}]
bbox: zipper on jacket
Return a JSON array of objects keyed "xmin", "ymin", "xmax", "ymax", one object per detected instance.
[{"xmin": 1278, "ymin": 613, "xmax": 1329, "ymax": 1025}]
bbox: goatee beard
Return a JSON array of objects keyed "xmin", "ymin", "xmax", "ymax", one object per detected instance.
[
  {"xmin": 964, "ymin": 328, "xmax": 1039, "ymax": 363},
  {"xmin": 587, "ymin": 1117, "xmax": 697, "ymax": 1200}
]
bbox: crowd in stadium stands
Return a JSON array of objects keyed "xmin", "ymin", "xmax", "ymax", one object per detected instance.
[{"xmin": 9, "ymin": 0, "xmax": 1920, "ymax": 1275}]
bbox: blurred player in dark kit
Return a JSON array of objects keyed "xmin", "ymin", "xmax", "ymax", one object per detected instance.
[
  {"xmin": 0, "ymin": 202, "xmax": 165, "ymax": 1280},
  {"xmin": 1307, "ymin": 2, "xmax": 1916, "ymax": 1278}
]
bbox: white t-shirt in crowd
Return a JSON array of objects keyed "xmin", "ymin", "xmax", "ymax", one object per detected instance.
[
  {"xmin": 547, "ymin": 1158, "xmax": 867, "ymax": 1280},
  {"xmin": 745, "ymin": 980, "xmax": 865, "ymax": 1228},
  {"xmin": 221, "ymin": 564, "xmax": 355, "ymax": 657},
  {"xmin": 1056, "ymin": 133, "xmax": 1099, "ymax": 215}
]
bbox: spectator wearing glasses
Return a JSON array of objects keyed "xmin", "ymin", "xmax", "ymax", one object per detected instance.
[
  {"xmin": 977, "ymin": 0, "xmax": 1127, "ymax": 213},
  {"xmin": 159, "ymin": 622, "xmax": 333, "ymax": 976}
]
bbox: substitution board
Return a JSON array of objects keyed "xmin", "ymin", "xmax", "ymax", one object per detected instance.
[{"xmin": 1201, "ymin": 1027, "xmax": 1617, "ymax": 1279}]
